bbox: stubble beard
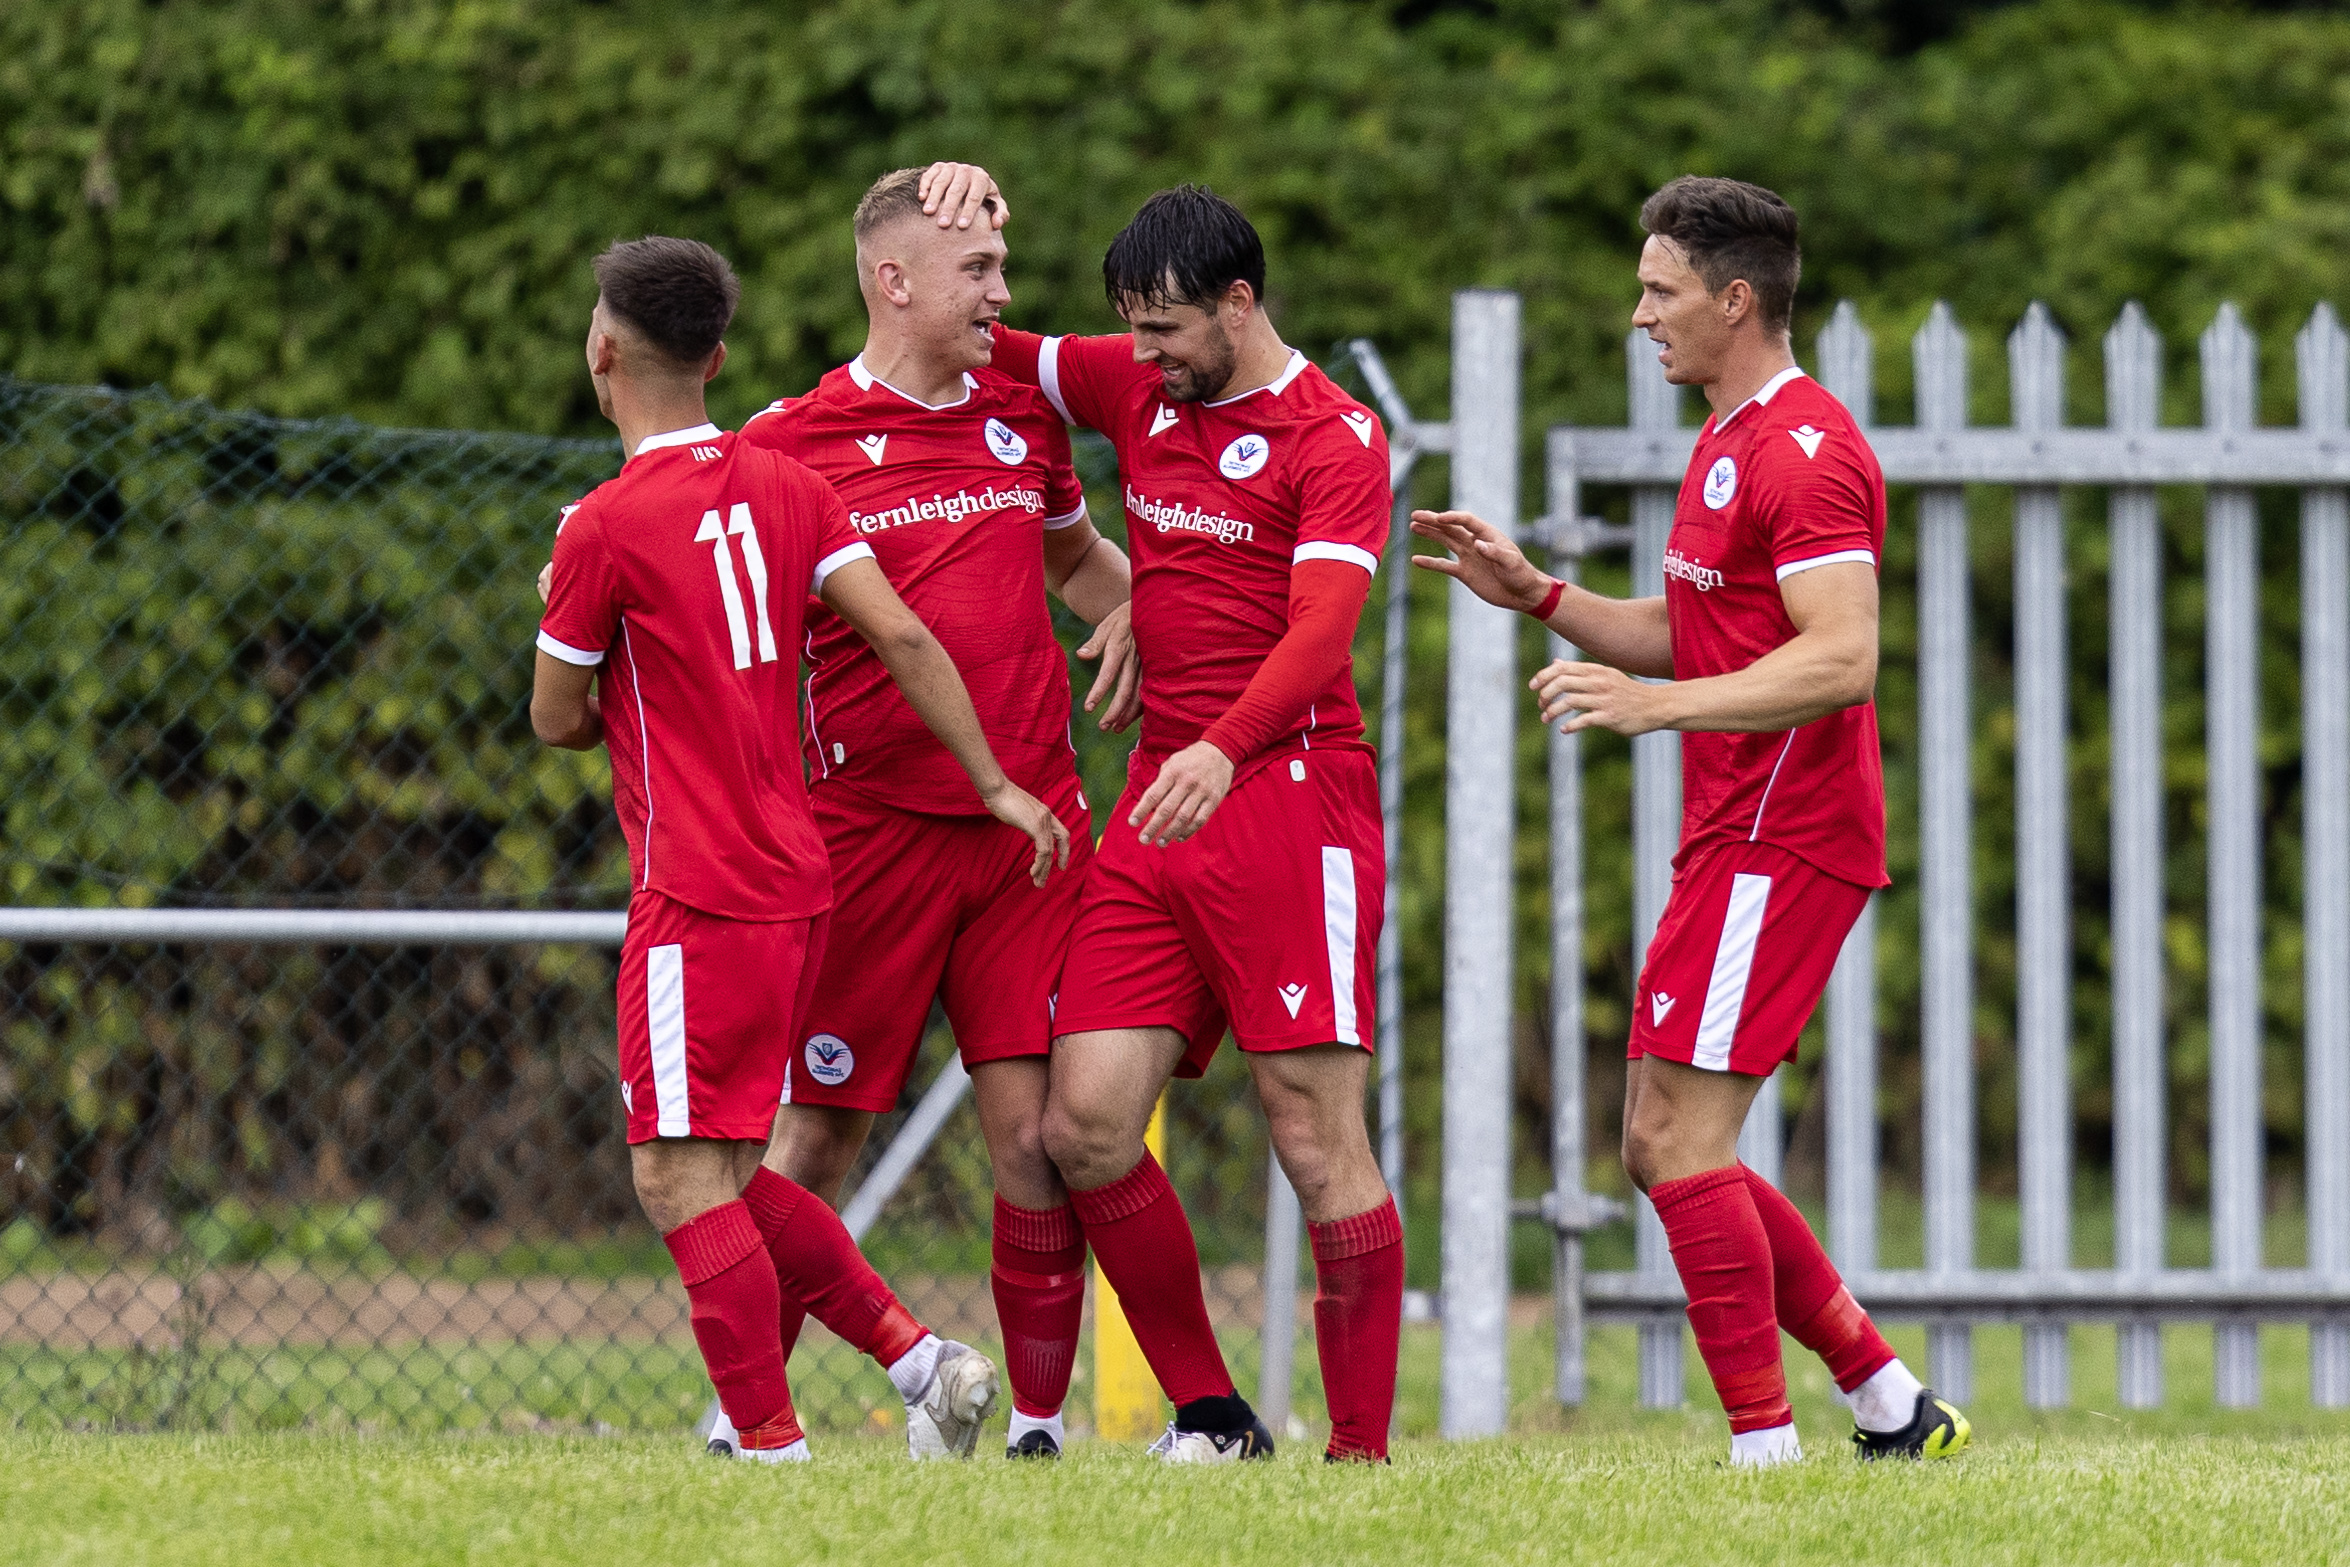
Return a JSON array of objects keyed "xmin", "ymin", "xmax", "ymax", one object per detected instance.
[{"xmin": 1161, "ymin": 322, "xmax": 1239, "ymax": 405}]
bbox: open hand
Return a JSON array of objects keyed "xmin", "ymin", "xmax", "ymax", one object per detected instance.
[
  {"xmin": 1533, "ymin": 659, "xmax": 1674, "ymax": 737},
  {"xmin": 981, "ymin": 779, "xmax": 1072, "ymax": 887},
  {"xmin": 917, "ymin": 162, "xmax": 1009, "ymax": 230},
  {"xmin": 1128, "ymin": 740, "xmax": 1234, "ymax": 847},
  {"xmin": 1408, "ymin": 509, "xmax": 1551, "ymax": 614},
  {"xmin": 1076, "ymin": 603, "xmax": 1140, "ymax": 732}
]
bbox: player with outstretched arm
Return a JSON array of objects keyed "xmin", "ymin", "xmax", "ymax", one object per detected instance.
[
  {"xmin": 718, "ymin": 167, "xmax": 1136, "ymax": 1461},
  {"xmin": 921, "ymin": 165, "xmax": 1403, "ymax": 1465},
  {"xmin": 1412, "ymin": 177, "xmax": 1968, "ymax": 1467},
  {"xmin": 531, "ymin": 236, "xmax": 1069, "ymax": 1461}
]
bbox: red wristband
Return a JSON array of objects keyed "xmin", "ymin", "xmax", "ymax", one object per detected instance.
[{"xmin": 1529, "ymin": 577, "xmax": 1566, "ymax": 622}]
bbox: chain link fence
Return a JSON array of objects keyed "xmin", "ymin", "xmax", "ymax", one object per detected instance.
[{"xmin": 0, "ymin": 378, "xmax": 1296, "ymax": 1437}]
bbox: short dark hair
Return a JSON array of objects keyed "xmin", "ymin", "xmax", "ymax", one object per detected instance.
[
  {"xmin": 591, "ymin": 236, "xmax": 741, "ymax": 365},
  {"xmin": 1102, "ymin": 185, "xmax": 1266, "ymax": 313},
  {"xmin": 1638, "ymin": 177, "xmax": 1801, "ymax": 334}
]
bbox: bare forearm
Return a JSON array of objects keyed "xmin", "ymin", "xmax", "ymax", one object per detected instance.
[
  {"xmin": 1652, "ymin": 630, "xmax": 1876, "ymax": 732},
  {"xmin": 1052, "ymin": 537, "xmax": 1132, "ymax": 625},
  {"xmin": 871, "ymin": 626, "xmax": 1010, "ymax": 794},
  {"xmin": 1546, "ymin": 587, "xmax": 1674, "ymax": 678}
]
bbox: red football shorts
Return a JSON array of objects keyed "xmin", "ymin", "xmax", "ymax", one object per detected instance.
[
  {"xmin": 615, "ymin": 889, "xmax": 826, "ymax": 1144},
  {"xmin": 1628, "ymin": 840, "xmax": 1869, "ymax": 1077},
  {"xmin": 1055, "ymin": 747, "xmax": 1383, "ymax": 1075},
  {"xmin": 783, "ymin": 772, "xmax": 1095, "ymax": 1114}
]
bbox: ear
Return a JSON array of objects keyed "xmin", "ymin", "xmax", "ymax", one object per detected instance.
[
  {"xmin": 874, "ymin": 256, "xmax": 914, "ymax": 309},
  {"xmin": 1223, "ymin": 278, "xmax": 1258, "ymax": 329},
  {"xmin": 1719, "ymin": 278, "xmax": 1756, "ymax": 329},
  {"xmin": 702, "ymin": 341, "xmax": 727, "ymax": 385},
  {"xmin": 586, "ymin": 326, "xmax": 618, "ymax": 378}
]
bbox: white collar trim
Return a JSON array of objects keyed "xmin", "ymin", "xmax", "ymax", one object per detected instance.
[
  {"xmin": 630, "ymin": 422, "xmax": 722, "ymax": 457},
  {"xmin": 848, "ymin": 355, "xmax": 978, "ymax": 409},
  {"xmin": 1716, "ymin": 366, "xmax": 1808, "ymax": 431},
  {"xmin": 1206, "ymin": 349, "xmax": 1309, "ymax": 408}
]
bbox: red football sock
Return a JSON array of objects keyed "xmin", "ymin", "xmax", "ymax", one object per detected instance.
[
  {"xmin": 1649, "ymin": 1165, "xmax": 1791, "ymax": 1434},
  {"xmin": 741, "ymin": 1165, "xmax": 926, "ymax": 1368},
  {"xmin": 663, "ymin": 1200, "xmax": 794, "ymax": 1442},
  {"xmin": 1067, "ymin": 1152, "xmax": 1234, "ymax": 1407},
  {"xmin": 1741, "ymin": 1165, "xmax": 1896, "ymax": 1392},
  {"xmin": 992, "ymin": 1196, "xmax": 1086, "ymax": 1418},
  {"xmin": 1308, "ymin": 1196, "xmax": 1403, "ymax": 1461}
]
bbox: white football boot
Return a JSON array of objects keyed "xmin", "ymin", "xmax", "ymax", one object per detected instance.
[
  {"xmin": 902, "ymin": 1340, "xmax": 1000, "ymax": 1459},
  {"xmin": 1146, "ymin": 1417, "xmax": 1275, "ymax": 1463}
]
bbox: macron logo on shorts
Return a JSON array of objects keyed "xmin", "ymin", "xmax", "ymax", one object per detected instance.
[
  {"xmin": 1651, "ymin": 992, "xmax": 1677, "ymax": 1027},
  {"xmin": 804, "ymin": 1033, "xmax": 855, "ymax": 1086},
  {"xmin": 1278, "ymin": 982, "xmax": 1309, "ymax": 1019}
]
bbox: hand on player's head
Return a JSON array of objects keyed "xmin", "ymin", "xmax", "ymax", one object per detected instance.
[{"xmin": 916, "ymin": 163, "xmax": 1009, "ymax": 231}]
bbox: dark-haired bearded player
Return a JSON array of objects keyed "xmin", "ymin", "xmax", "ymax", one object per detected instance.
[
  {"xmin": 918, "ymin": 164, "xmax": 1402, "ymax": 1465},
  {"xmin": 1415, "ymin": 175, "xmax": 1967, "ymax": 1467}
]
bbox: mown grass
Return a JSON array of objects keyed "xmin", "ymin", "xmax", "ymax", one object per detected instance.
[{"xmin": 9, "ymin": 1319, "xmax": 2350, "ymax": 1564}]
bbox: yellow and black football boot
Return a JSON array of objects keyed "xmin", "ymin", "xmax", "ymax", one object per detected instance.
[{"xmin": 1852, "ymin": 1389, "xmax": 1971, "ymax": 1460}]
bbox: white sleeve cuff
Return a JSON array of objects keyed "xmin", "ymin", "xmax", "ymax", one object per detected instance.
[
  {"xmin": 1292, "ymin": 540, "xmax": 1379, "ymax": 574},
  {"xmin": 1775, "ymin": 548, "xmax": 1876, "ymax": 582},
  {"xmin": 810, "ymin": 541, "xmax": 877, "ymax": 592},
  {"xmin": 1037, "ymin": 336, "xmax": 1074, "ymax": 424},
  {"xmin": 1042, "ymin": 499, "xmax": 1089, "ymax": 531},
  {"xmin": 536, "ymin": 629, "xmax": 605, "ymax": 666}
]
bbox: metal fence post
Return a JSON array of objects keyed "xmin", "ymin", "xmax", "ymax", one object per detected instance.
[
  {"xmin": 1547, "ymin": 600, "xmax": 1589, "ymax": 1406},
  {"xmin": 1378, "ymin": 488, "xmax": 1414, "ymax": 1211},
  {"xmin": 2011, "ymin": 303, "xmax": 2073, "ymax": 1409},
  {"xmin": 1818, "ymin": 302, "xmax": 1880, "ymax": 1271},
  {"xmin": 2106, "ymin": 301, "xmax": 2168, "ymax": 1409},
  {"xmin": 2300, "ymin": 304, "xmax": 2350, "ymax": 1408},
  {"xmin": 1440, "ymin": 289, "xmax": 1521, "ymax": 1438},
  {"xmin": 1626, "ymin": 327, "xmax": 1686, "ymax": 1410},
  {"xmin": 1259, "ymin": 1154, "xmax": 1303, "ymax": 1435},
  {"xmin": 1915, "ymin": 302, "xmax": 1977, "ymax": 1404},
  {"xmin": 2204, "ymin": 303, "xmax": 2265, "ymax": 1408}
]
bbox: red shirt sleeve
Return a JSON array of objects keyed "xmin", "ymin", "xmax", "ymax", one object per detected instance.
[
  {"xmin": 738, "ymin": 398, "xmax": 796, "ymax": 452},
  {"xmin": 1753, "ymin": 430, "xmax": 1881, "ymax": 580},
  {"xmin": 537, "ymin": 500, "xmax": 619, "ymax": 666},
  {"xmin": 1200, "ymin": 560, "xmax": 1372, "ymax": 766},
  {"xmin": 799, "ymin": 467, "xmax": 874, "ymax": 593},
  {"xmin": 1039, "ymin": 414, "xmax": 1087, "ymax": 526},
  {"xmin": 1290, "ymin": 412, "xmax": 1391, "ymax": 572},
  {"xmin": 990, "ymin": 325, "xmax": 1131, "ymax": 431}
]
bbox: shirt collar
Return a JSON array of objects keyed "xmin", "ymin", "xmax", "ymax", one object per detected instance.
[
  {"xmin": 1714, "ymin": 366, "xmax": 1808, "ymax": 432},
  {"xmin": 629, "ymin": 422, "xmax": 722, "ymax": 458},
  {"xmin": 1206, "ymin": 349, "xmax": 1309, "ymax": 408},
  {"xmin": 847, "ymin": 355, "xmax": 978, "ymax": 409}
]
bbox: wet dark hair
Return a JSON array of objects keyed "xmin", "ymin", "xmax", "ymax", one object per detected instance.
[
  {"xmin": 1102, "ymin": 185, "xmax": 1266, "ymax": 314},
  {"xmin": 591, "ymin": 236, "xmax": 741, "ymax": 365},
  {"xmin": 1638, "ymin": 176, "xmax": 1801, "ymax": 334}
]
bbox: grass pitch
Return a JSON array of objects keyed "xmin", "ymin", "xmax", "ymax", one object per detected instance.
[{"xmin": 9, "ymin": 1322, "xmax": 2350, "ymax": 1565}]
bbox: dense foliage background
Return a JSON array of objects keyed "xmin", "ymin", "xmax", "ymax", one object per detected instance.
[{"xmin": 10, "ymin": 0, "xmax": 2350, "ymax": 1257}]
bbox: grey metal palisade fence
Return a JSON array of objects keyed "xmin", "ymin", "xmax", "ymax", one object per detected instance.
[{"xmin": 1410, "ymin": 289, "xmax": 2350, "ymax": 1436}]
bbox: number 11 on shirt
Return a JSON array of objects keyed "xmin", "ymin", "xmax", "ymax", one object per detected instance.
[{"xmin": 696, "ymin": 501, "xmax": 779, "ymax": 669}]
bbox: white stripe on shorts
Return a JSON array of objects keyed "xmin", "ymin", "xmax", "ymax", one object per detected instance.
[
  {"xmin": 1321, "ymin": 845, "xmax": 1361, "ymax": 1046},
  {"xmin": 647, "ymin": 942, "xmax": 691, "ymax": 1136},
  {"xmin": 1692, "ymin": 873, "xmax": 1773, "ymax": 1072}
]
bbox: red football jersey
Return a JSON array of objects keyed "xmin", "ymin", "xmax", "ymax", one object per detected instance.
[
  {"xmin": 740, "ymin": 357, "xmax": 1088, "ymax": 814},
  {"xmin": 990, "ymin": 327, "xmax": 1390, "ymax": 779},
  {"xmin": 537, "ymin": 423, "xmax": 874, "ymax": 919},
  {"xmin": 1667, "ymin": 369, "xmax": 1889, "ymax": 889}
]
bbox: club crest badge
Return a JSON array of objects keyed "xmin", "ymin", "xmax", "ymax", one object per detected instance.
[
  {"xmin": 984, "ymin": 417, "xmax": 1028, "ymax": 466},
  {"xmin": 1703, "ymin": 455, "xmax": 1738, "ymax": 510},
  {"xmin": 1219, "ymin": 433, "xmax": 1271, "ymax": 480},
  {"xmin": 803, "ymin": 1034, "xmax": 855, "ymax": 1086}
]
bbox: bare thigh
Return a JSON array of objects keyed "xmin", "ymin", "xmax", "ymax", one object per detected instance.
[
  {"xmin": 1248, "ymin": 1044, "xmax": 1388, "ymax": 1223},
  {"xmin": 1620, "ymin": 1055, "xmax": 1764, "ymax": 1191},
  {"xmin": 1040, "ymin": 1026, "xmax": 1187, "ymax": 1190}
]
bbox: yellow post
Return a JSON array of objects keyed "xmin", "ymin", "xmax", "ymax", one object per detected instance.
[{"xmin": 1091, "ymin": 1093, "xmax": 1167, "ymax": 1442}]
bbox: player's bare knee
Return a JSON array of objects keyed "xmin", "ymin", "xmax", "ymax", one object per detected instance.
[{"xmin": 1039, "ymin": 1101, "xmax": 1126, "ymax": 1190}]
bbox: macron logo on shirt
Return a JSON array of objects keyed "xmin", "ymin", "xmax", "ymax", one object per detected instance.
[
  {"xmin": 1149, "ymin": 406, "xmax": 1180, "ymax": 438},
  {"xmin": 856, "ymin": 434, "xmax": 888, "ymax": 465},
  {"xmin": 1340, "ymin": 410, "xmax": 1376, "ymax": 447},
  {"xmin": 1789, "ymin": 425, "xmax": 1827, "ymax": 459}
]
